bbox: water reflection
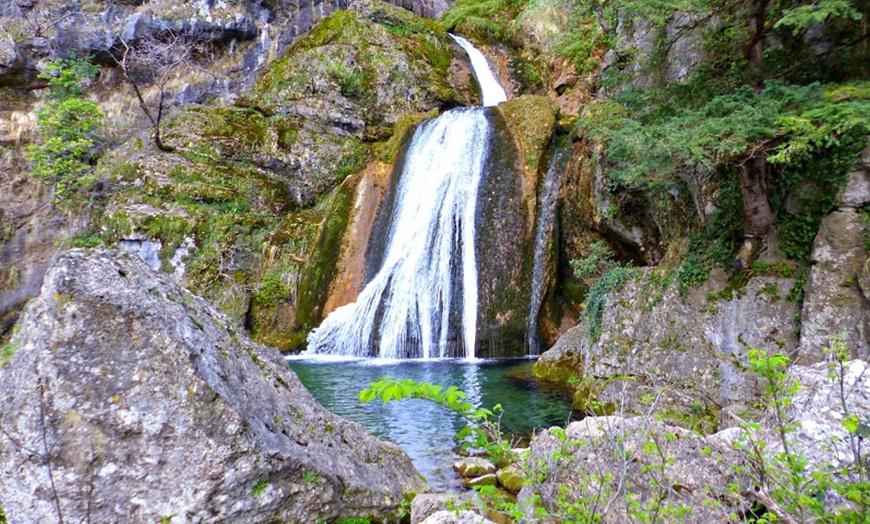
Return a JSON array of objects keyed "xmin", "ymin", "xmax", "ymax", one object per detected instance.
[{"xmin": 288, "ymin": 357, "xmax": 574, "ymax": 489}]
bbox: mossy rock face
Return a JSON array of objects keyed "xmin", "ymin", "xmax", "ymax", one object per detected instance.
[
  {"xmin": 164, "ymin": 105, "xmax": 368, "ymax": 209},
  {"xmin": 474, "ymin": 109, "xmax": 536, "ymax": 356},
  {"xmin": 497, "ymin": 95, "xmax": 558, "ymax": 184},
  {"xmin": 295, "ymin": 176, "xmax": 359, "ymax": 330},
  {"xmin": 95, "ymin": 148, "xmax": 321, "ymax": 348},
  {"xmin": 158, "ymin": 3, "xmax": 462, "ymax": 210},
  {"xmin": 243, "ymin": 5, "xmax": 458, "ymax": 140}
]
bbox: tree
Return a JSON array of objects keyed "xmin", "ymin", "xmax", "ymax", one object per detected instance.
[
  {"xmin": 114, "ymin": 31, "xmax": 206, "ymax": 152},
  {"xmin": 25, "ymin": 57, "xmax": 104, "ymax": 204},
  {"xmin": 585, "ymin": 0, "xmax": 869, "ymax": 268}
]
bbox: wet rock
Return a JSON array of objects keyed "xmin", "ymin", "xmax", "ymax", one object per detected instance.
[
  {"xmin": 453, "ymin": 457, "xmax": 497, "ymax": 478},
  {"xmin": 464, "ymin": 474, "xmax": 498, "ymax": 488},
  {"xmin": 0, "ymin": 249, "xmax": 427, "ymax": 522}
]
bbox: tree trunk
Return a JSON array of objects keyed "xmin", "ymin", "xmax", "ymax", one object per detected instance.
[
  {"xmin": 591, "ymin": 0, "xmax": 610, "ymax": 33},
  {"xmin": 735, "ymin": 155, "xmax": 772, "ymax": 269},
  {"xmin": 745, "ymin": 0, "xmax": 769, "ymax": 93},
  {"xmin": 735, "ymin": 0, "xmax": 771, "ymax": 269}
]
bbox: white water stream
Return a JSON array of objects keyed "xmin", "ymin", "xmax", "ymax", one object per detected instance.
[{"xmin": 306, "ymin": 37, "xmax": 507, "ymax": 359}]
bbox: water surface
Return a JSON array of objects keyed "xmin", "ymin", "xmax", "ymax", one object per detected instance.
[{"xmin": 289, "ymin": 357, "xmax": 574, "ymax": 490}]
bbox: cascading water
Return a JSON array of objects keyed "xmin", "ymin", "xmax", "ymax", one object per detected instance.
[
  {"xmin": 449, "ymin": 35, "xmax": 507, "ymax": 107},
  {"xmin": 306, "ymin": 36, "xmax": 507, "ymax": 359},
  {"xmin": 526, "ymin": 140, "xmax": 571, "ymax": 354}
]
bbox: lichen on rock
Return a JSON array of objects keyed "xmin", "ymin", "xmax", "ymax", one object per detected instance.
[{"xmin": 0, "ymin": 249, "xmax": 427, "ymax": 522}]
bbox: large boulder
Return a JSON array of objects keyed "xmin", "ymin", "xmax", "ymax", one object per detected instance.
[
  {"xmin": 535, "ymin": 268, "xmax": 800, "ymax": 423},
  {"xmin": 520, "ymin": 359, "xmax": 869, "ymax": 522},
  {"xmin": 0, "ymin": 249, "xmax": 427, "ymax": 522},
  {"xmin": 517, "ymin": 416, "xmax": 746, "ymax": 522}
]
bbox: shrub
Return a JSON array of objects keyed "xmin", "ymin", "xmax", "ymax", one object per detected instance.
[{"xmin": 25, "ymin": 57, "xmax": 104, "ymax": 204}]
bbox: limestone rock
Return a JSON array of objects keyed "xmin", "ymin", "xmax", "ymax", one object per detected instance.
[
  {"xmin": 836, "ymin": 139, "xmax": 870, "ymax": 207},
  {"xmin": 412, "ymin": 493, "xmax": 476, "ymax": 524},
  {"xmin": 602, "ymin": 12, "xmax": 706, "ymax": 89},
  {"xmin": 799, "ymin": 208, "xmax": 870, "ymax": 361},
  {"xmin": 421, "ymin": 510, "xmax": 496, "ymax": 524},
  {"xmin": 536, "ymin": 268, "xmax": 800, "ymax": 419},
  {"xmin": 463, "ymin": 474, "xmax": 498, "ymax": 488},
  {"xmin": 0, "ymin": 249, "xmax": 427, "ymax": 522},
  {"xmin": 784, "ymin": 360, "xmax": 870, "ymax": 471},
  {"xmin": 453, "ymin": 457, "xmax": 497, "ymax": 478},
  {"xmin": 519, "ymin": 360, "xmax": 869, "ymax": 522},
  {"xmin": 517, "ymin": 416, "xmax": 747, "ymax": 522},
  {"xmin": 0, "ymin": 30, "xmax": 17, "ymax": 76}
]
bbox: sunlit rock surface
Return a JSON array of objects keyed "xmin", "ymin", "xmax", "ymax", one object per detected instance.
[{"xmin": 0, "ymin": 249, "xmax": 427, "ymax": 522}]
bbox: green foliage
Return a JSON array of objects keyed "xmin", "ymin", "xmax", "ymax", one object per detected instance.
[
  {"xmin": 25, "ymin": 57, "xmax": 104, "ymax": 204},
  {"xmin": 0, "ymin": 337, "xmax": 18, "ymax": 366},
  {"xmin": 570, "ymin": 241, "xmax": 618, "ymax": 284},
  {"xmin": 774, "ymin": 0, "xmax": 863, "ymax": 34},
  {"xmin": 254, "ymin": 266, "xmax": 292, "ymax": 304},
  {"xmin": 774, "ymin": 131, "xmax": 863, "ymax": 260},
  {"xmin": 359, "ymin": 377, "xmax": 511, "ymax": 462},
  {"xmin": 569, "ymin": 242, "xmax": 637, "ymax": 342},
  {"xmin": 677, "ymin": 175, "xmax": 743, "ymax": 292},
  {"xmin": 441, "ymin": 0, "xmax": 527, "ymax": 42},
  {"xmin": 582, "ymin": 83, "xmax": 870, "ymax": 192},
  {"xmin": 734, "ymin": 341, "xmax": 870, "ymax": 521},
  {"xmin": 301, "ymin": 471, "xmax": 322, "ymax": 484},
  {"xmin": 585, "ymin": 266, "xmax": 633, "ymax": 342},
  {"xmin": 335, "ymin": 518, "xmax": 371, "ymax": 524},
  {"xmin": 550, "ymin": 0, "xmax": 611, "ymax": 77},
  {"xmin": 327, "ymin": 62, "xmax": 365, "ymax": 98},
  {"xmin": 251, "ymin": 479, "xmax": 270, "ymax": 497}
]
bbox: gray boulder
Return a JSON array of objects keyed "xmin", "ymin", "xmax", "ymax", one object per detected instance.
[
  {"xmin": 517, "ymin": 416, "xmax": 746, "ymax": 523},
  {"xmin": 0, "ymin": 249, "xmax": 427, "ymax": 522},
  {"xmin": 535, "ymin": 268, "xmax": 799, "ymax": 419},
  {"xmin": 520, "ymin": 359, "xmax": 869, "ymax": 522}
]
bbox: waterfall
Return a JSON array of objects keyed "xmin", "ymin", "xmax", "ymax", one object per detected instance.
[
  {"xmin": 306, "ymin": 37, "xmax": 507, "ymax": 358},
  {"xmin": 526, "ymin": 140, "xmax": 570, "ymax": 354},
  {"xmin": 450, "ymin": 35, "xmax": 507, "ymax": 107}
]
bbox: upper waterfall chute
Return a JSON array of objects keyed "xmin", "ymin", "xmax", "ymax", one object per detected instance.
[{"xmin": 450, "ymin": 34, "xmax": 508, "ymax": 107}]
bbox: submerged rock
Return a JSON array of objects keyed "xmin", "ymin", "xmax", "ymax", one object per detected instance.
[{"xmin": 0, "ymin": 249, "xmax": 427, "ymax": 522}]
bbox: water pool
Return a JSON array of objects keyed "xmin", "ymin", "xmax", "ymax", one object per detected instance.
[{"xmin": 288, "ymin": 357, "xmax": 574, "ymax": 490}]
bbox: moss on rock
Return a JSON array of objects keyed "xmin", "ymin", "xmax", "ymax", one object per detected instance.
[{"xmin": 295, "ymin": 177, "xmax": 359, "ymax": 331}]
